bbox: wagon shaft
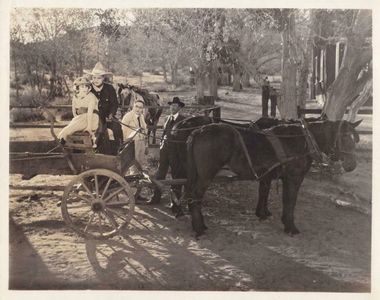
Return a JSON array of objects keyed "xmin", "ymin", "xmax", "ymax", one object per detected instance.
[{"xmin": 10, "ymin": 140, "xmax": 136, "ymax": 176}]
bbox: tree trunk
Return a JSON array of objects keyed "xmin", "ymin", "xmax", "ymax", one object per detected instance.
[
  {"xmin": 347, "ymin": 79, "xmax": 372, "ymax": 122},
  {"xmin": 196, "ymin": 72, "xmax": 205, "ymax": 102},
  {"xmin": 170, "ymin": 62, "xmax": 178, "ymax": 86},
  {"xmin": 227, "ymin": 70, "xmax": 232, "ymax": 86},
  {"xmin": 297, "ymin": 12, "xmax": 314, "ymax": 109},
  {"xmin": 322, "ymin": 10, "xmax": 372, "ymax": 120},
  {"xmin": 49, "ymin": 58, "xmax": 57, "ymax": 100},
  {"xmin": 162, "ymin": 64, "xmax": 168, "ymax": 83},
  {"xmin": 232, "ymin": 69, "xmax": 242, "ymax": 92},
  {"xmin": 279, "ymin": 10, "xmax": 298, "ymax": 119},
  {"xmin": 209, "ymin": 60, "xmax": 218, "ymax": 99},
  {"xmin": 297, "ymin": 55, "xmax": 310, "ymax": 110},
  {"xmin": 242, "ymin": 72, "xmax": 250, "ymax": 87},
  {"xmin": 62, "ymin": 76, "xmax": 72, "ymax": 101},
  {"xmin": 79, "ymin": 54, "xmax": 84, "ymax": 76},
  {"xmin": 13, "ymin": 50, "xmax": 19, "ymax": 100}
]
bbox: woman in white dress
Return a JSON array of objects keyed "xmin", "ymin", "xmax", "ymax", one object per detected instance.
[{"xmin": 58, "ymin": 77, "xmax": 99, "ymax": 145}]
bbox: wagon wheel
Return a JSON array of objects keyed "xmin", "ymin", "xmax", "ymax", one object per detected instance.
[{"xmin": 61, "ymin": 169, "xmax": 135, "ymax": 239}]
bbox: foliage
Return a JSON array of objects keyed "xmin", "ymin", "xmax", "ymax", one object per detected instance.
[
  {"xmin": 10, "ymin": 7, "xmax": 371, "ymax": 117},
  {"xmin": 10, "ymin": 108, "xmax": 45, "ymax": 123}
]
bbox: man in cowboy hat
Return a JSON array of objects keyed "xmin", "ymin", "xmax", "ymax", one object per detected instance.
[
  {"xmin": 148, "ymin": 97, "xmax": 186, "ymax": 209},
  {"xmin": 87, "ymin": 62, "xmax": 123, "ymax": 151}
]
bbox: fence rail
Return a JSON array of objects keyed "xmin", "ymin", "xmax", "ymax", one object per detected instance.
[
  {"xmin": 297, "ymin": 106, "xmax": 372, "ymax": 117},
  {"xmin": 297, "ymin": 105, "xmax": 372, "ymax": 135},
  {"xmin": 10, "ymin": 105, "xmax": 222, "ymax": 144}
]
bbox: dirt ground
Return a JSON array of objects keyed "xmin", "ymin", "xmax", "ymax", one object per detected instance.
[{"xmin": 8, "ymin": 85, "xmax": 372, "ymax": 292}]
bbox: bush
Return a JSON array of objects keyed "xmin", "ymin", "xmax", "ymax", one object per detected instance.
[
  {"xmin": 10, "ymin": 86, "xmax": 48, "ymax": 106},
  {"xmin": 10, "ymin": 81, "xmax": 24, "ymax": 90},
  {"xmin": 154, "ymin": 85, "xmax": 168, "ymax": 92},
  {"xmin": 10, "ymin": 108, "xmax": 44, "ymax": 122},
  {"xmin": 53, "ymin": 96, "xmax": 71, "ymax": 106},
  {"xmin": 10, "ymin": 86, "xmax": 52, "ymax": 122},
  {"xmin": 130, "ymin": 70, "xmax": 143, "ymax": 77}
]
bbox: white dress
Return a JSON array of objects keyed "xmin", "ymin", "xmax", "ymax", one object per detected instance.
[{"xmin": 58, "ymin": 92, "xmax": 99, "ymax": 140}]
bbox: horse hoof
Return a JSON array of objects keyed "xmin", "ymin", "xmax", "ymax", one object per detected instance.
[
  {"xmin": 284, "ymin": 227, "xmax": 300, "ymax": 236},
  {"xmin": 256, "ymin": 211, "xmax": 272, "ymax": 220}
]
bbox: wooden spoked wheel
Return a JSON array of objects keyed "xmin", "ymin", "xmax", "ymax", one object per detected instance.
[{"xmin": 61, "ymin": 169, "xmax": 135, "ymax": 239}]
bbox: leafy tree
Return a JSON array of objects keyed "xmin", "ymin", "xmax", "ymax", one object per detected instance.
[{"xmin": 10, "ymin": 8, "xmax": 96, "ymax": 100}]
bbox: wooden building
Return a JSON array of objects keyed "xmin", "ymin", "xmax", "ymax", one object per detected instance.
[{"xmin": 310, "ymin": 39, "xmax": 346, "ymax": 100}]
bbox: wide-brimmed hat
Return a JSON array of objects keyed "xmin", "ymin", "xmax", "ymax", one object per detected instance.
[
  {"xmin": 168, "ymin": 97, "xmax": 185, "ymax": 107},
  {"xmin": 85, "ymin": 62, "xmax": 112, "ymax": 76},
  {"xmin": 73, "ymin": 77, "xmax": 91, "ymax": 86}
]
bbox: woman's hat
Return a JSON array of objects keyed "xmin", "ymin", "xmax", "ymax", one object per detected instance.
[
  {"xmin": 85, "ymin": 62, "xmax": 112, "ymax": 76},
  {"xmin": 73, "ymin": 77, "xmax": 91, "ymax": 86},
  {"xmin": 168, "ymin": 97, "xmax": 185, "ymax": 107}
]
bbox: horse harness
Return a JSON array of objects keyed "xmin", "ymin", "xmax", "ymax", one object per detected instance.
[
  {"xmin": 299, "ymin": 118, "xmax": 324, "ymax": 164},
  {"xmin": 232, "ymin": 119, "xmax": 327, "ymax": 181}
]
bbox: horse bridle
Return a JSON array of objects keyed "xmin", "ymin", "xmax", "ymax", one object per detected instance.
[{"xmin": 330, "ymin": 121, "xmax": 359, "ymax": 159}]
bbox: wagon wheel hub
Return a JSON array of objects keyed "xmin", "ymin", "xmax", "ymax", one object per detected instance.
[{"xmin": 91, "ymin": 200, "xmax": 105, "ymax": 212}]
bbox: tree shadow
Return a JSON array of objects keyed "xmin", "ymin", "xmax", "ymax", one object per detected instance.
[
  {"xmin": 83, "ymin": 202, "xmax": 370, "ymax": 291},
  {"xmin": 9, "ymin": 215, "xmax": 61, "ymax": 289}
]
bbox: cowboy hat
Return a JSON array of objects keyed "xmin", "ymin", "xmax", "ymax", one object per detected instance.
[
  {"xmin": 85, "ymin": 62, "xmax": 112, "ymax": 76},
  {"xmin": 168, "ymin": 96, "xmax": 185, "ymax": 107}
]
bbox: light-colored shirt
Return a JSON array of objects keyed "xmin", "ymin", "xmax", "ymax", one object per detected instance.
[
  {"xmin": 121, "ymin": 111, "xmax": 147, "ymax": 141},
  {"xmin": 172, "ymin": 112, "xmax": 179, "ymax": 120},
  {"xmin": 72, "ymin": 92, "xmax": 98, "ymax": 116}
]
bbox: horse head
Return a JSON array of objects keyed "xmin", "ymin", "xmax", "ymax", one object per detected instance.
[
  {"xmin": 117, "ymin": 83, "xmax": 162, "ymax": 126},
  {"xmin": 330, "ymin": 120, "xmax": 361, "ymax": 172},
  {"xmin": 143, "ymin": 92, "xmax": 162, "ymax": 127},
  {"xmin": 117, "ymin": 83, "xmax": 132, "ymax": 108}
]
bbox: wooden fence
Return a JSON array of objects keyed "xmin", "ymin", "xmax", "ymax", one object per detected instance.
[
  {"xmin": 297, "ymin": 105, "xmax": 373, "ymax": 135},
  {"xmin": 10, "ymin": 104, "xmax": 222, "ymax": 145}
]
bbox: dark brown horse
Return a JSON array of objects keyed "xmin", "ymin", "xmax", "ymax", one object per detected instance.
[
  {"xmin": 118, "ymin": 83, "xmax": 163, "ymax": 144},
  {"xmin": 169, "ymin": 116, "xmax": 290, "ymax": 215},
  {"xmin": 183, "ymin": 119, "xmax": 361, "ymax": 237}
]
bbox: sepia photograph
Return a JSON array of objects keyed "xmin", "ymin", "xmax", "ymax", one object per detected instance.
[{"xmin": 2, "ymin": 0, "xmax": 378, "ymax": 298}]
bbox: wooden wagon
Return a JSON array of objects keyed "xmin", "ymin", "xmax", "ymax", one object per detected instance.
[{"xmin": 10, "ymin": 133, "xmax": 148, "ymax": 239}]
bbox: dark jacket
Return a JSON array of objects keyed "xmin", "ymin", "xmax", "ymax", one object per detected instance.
[
  {"xmin": 91, "ymin": 83, "xmax": 119, "ymax": 122},
  {"xmin": 162, "ymin": 114, "xmax": 187, "ymax": 139}
]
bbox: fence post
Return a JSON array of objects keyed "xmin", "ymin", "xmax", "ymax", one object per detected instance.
[
  {"xmin": 297, "ymin": 105, "xmax": 302, "ymax": 119},
  {"xmin": 212, "ymin": 106, "xmax": 221, "ymax": 120}
]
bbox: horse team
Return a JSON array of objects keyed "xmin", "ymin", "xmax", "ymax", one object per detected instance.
[
  {"xmin": 120, "ymin": 86, "xmax": 360, "ymax": 238},
  {"xmin": 96, "ymin": 64, "xmax": 361, "ymax": 238}
]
